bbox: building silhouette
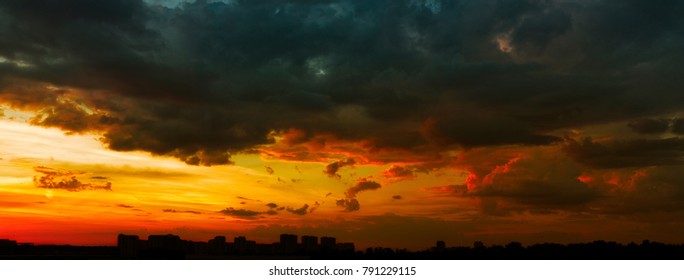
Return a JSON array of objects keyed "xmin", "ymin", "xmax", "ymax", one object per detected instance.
[
  {"xmin": 117, "ymin": 234, "xmax": 140, "ymax": 258},
  {"xmin": 0, "ymin": 239, "xmax": 18, "ymax": 255},
  {"xmin": 5, "ymin": 234, "xmax": 684, "ymax": 260},
  {"xmin": 0, "ymin": 239, "xmax": 17, "ymax": 246},
  {"xmin": 148, "ymin": 234, "xmax": 182, "ymax": 250},
  {"xmin": 111, "ymin": 232, "xmax": 361, "ymax": 259},
  {"xmin": 208, "ymin": 236, "xmax": 226, "ymax": 255},
  {"xmin": 233, "ymin": 236, "xmax": 256, "ymax": 254},
  {"xmin": 336, "ymin": 242, "xmax": 355, "ymax": 253},
  {"xmin": 321, "ymin": 236, "xmax": 336, "ymax": 251},
  {"xmin": 301, "ymin": 235, "xmax": 318, "ymax": 253},
  {"xmin": 280, "ymin": 234, "xmax": 298, "ymax": 254}
]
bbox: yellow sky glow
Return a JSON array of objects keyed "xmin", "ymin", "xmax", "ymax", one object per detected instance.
[{"xmin": 0, "ymin": 111, "xmax": 470, "ymax": 247}]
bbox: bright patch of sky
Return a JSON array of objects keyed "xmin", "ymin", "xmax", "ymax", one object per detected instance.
[{"xmin": 0, "ymin": 56, "xmax": 33, "ymax": 68}]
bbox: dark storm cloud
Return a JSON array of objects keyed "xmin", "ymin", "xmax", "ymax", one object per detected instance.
[
  {"xmin": 563, "ymin": 137, "xmax": 684, "ymax": 169},
  {"xmin": 673, "ymin": 119, "xmax": 684, "ymax": 135},
  {"xmin": 473, "ymin": 178, "xmax": 600, "ymax": 209},
  {"xmin": 1, "ymin": 0, "xmax": 146, "ymax": 25},
  {"xmin": 605, "ymin": 166, "xmax": 684, "ymax": 214},
  {"xmin": 1, "ymin": 0, "xmax": 683, "ymax": 165},
  {"xmin": 509, "ymin": 8, "xmax": 573, "ymax": 54},
  {"xmin": 29, "ymin": 100, "xmax": 104, "ymax": 133},
  {"xmin": 421, "ymin": 115, "xmax": 561, "ymax": 148},
  {"xmin": 451, "ymin": 150, "xmax": 602, "ymax": 214},
  {"xmin": 628, "ymin": 118, "xmax": 671, "ymax": 134}
]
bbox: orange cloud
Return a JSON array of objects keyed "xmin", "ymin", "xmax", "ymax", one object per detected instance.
[
  {"xmin": 32, "ymin": 166, "xmax": 112, "ymax": 192},
  {"xmin": 381, "ymin": 165, "xmax": 416, "ymax": 182},
  {"xmin": 336, "ymin": 178, "xmax": 383, "ymax": 212},
  {"xmin": 323, "ymin": 158, "xmax": 355, "ymax": 178}
]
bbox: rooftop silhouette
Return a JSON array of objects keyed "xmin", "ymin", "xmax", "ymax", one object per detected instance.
[{"xmin": 2, "ymin": 235, "xmax": 684, "ymax": 260}]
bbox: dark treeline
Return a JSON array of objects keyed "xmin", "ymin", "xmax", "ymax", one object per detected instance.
[
  {"xmin": 0, "ymin": 244, "xmax": 117, "ymax": 260},
  {"xmin": 2, "ymin": 237, "xmax": 684, "ymax": 260},
  {"xmin": 362, "ymin": 240, "xmax": 684, "ymax": 260}
]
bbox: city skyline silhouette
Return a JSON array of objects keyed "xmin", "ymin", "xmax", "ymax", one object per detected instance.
[{"xmin": 3, "ymin": 233, "xmax": 684, "ymax": 260}]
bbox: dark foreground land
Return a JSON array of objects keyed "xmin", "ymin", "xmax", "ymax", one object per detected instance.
[{"xmin": 2, "ymin": 236, "xmax": 684, "ymax": 260}]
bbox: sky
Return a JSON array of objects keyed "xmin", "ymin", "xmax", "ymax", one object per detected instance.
[{"xmin": 1, "ymin": 0, "xmax": 684, "ymax": 251}]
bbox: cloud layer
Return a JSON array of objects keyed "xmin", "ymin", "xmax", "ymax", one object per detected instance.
[
  {"xmin": 0, "ymin": 0, "xmax": 682, "ymax": 166},
  {"xmin": 33, "ymin": 166, "xmax": 112, "ymax": 191},
  {"xmin": 3, "ymin": 1, "xmax": 684, "ymax": 237}
]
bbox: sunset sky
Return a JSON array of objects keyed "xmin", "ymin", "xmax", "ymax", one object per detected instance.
[{"xmin": 1, "ymin": 0, "xmax": 684, "ymax": 250}]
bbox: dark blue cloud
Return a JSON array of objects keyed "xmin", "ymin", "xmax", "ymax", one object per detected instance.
[{"xmin": 0, "ymin": 0, "xmax": 682, "ymax": 165}]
